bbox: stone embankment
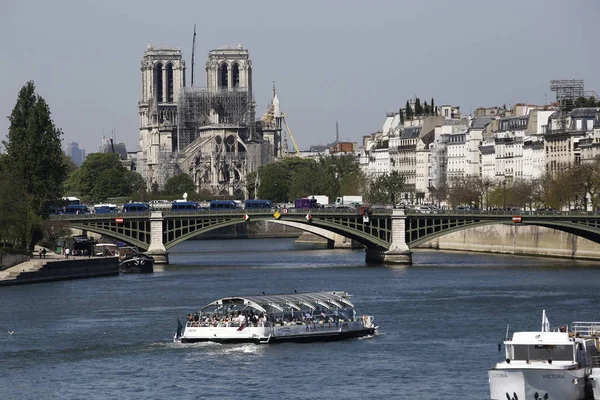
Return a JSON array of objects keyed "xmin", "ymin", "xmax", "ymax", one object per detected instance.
[
  {"xmin": 0, "ymin": 254, "xmax": 118, "ymax": 287},
  {"xmin": 417, "ymin": 224, "xmax": 600, "ymax": 260}
]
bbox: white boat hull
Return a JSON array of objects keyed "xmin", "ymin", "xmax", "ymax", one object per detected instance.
[
  {"xmin": 488, "ymin": 368, "xmax": 586, "ymax": 400},
  {"xmin": 179, "ymin": 320, "xmax": 374, "ymax": 344}
]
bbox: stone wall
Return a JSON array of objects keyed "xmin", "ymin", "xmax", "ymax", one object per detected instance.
[
  {"xmin": 418, "ymin": 224, "xmax": 600, "ymax": 259},
  {"xmin": 0, "ymin": 253, "xmax": 29, "ymax": 269}
]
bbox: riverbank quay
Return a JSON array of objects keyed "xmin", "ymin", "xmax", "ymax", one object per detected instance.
[
  {"xmin": 0, "ymin": 255, "xmax": 118, "ymax": 287},
  {"xmin": 417, "ymin": 224, "xmax": 600, "ymax": 260}
]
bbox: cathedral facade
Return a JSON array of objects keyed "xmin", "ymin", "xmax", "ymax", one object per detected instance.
[{"xmin": 137, "ymin": 43, "xmax": 284, "ymax": 199}]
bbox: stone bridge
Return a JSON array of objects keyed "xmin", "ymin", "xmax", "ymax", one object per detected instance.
[{"xmin": 51, "ymin": 209, "xmax": 600, "ymax": 265}]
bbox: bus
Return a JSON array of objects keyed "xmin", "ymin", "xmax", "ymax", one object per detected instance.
[
  {"xmin": 171, "ymin": 201, "xmax": 200, "ymax": 211},
  {"xmin": 62, "ymin": 196, "xmax": 81, "ymax": 206},
  {"xmin": 244, "ymin": 199, "xmax": 274, "ymax": 210},
  {"xmin": 93, "ymin": 204, "xmax": 119, "ymax": 213},
  {"xmin": 123, "ymin": 202, "xmax": 150, "ymax": 213},
  {"xmin": 209, "ymin": 200, "xmax": 240, "ymax": 210},
  {"xmin": 61, "ymin": 204, "xmax": 91, "ymax": 215}
]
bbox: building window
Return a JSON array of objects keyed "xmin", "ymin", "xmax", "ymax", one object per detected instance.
[
  {"xmin": 166, "ymin": 64, "xmax": 174, "ymax": 102},
  {"xmin": 155, "ymin": 63, "xmax": 163, "ymax": 102},
  {"xmin": 232, "ymin": 63, "xmax": 240, "ymax": 87},
  {"xmin": 220, "ymin": 64, "xmax": 229, "ymax": 88}
]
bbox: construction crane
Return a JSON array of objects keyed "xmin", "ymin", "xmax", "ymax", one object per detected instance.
[{"xmin": 281, "ymin": 113, "xmax": 301, "ymax": 157}]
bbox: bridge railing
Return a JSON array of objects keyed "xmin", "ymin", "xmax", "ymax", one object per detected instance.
[
  {"xmin": 404, "ymin": 209, "xmax": 600, "ymax": 217},
  {"xmin": 49, "ymin": 208, "xmax": 600, "ymax": 220}
]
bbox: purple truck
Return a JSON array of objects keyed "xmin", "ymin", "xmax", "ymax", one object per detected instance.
[{"xmin": 294, "ymin": 198, "xmax": 318, "ymax": 209}]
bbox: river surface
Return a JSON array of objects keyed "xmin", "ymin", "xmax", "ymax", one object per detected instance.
[{"xmin": 1, "ymin": 238, "xmax": 600, "ymax": 399}]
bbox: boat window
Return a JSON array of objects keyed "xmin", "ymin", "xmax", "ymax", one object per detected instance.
[{"xmin": 511, "ymin": 344, "xmax": 574, "ymax": 361}]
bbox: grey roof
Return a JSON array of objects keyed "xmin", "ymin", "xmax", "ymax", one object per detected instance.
[
  {"xmin": 401, "ymin": 126, "xmax": 422, "ymax": 139},
  {"xmin": 471, "ymin": 116, "xmax": 493, "ymax": 130},
  {"xmin": 570, "ymin": 107, "xmax": 598, "ymax": 118},
  {"xmin": 201, "ymin": 291, "xmax": 356, "ymax": 312}
]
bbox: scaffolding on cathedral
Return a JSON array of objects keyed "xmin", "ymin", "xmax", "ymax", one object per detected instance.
[
  {"xmin": 176, "ymin": 87, "xmax": 254, "ymax": 150},
  {"xmin": 156, "ymin": 148, "xmax": 181, "ymax": 188}
]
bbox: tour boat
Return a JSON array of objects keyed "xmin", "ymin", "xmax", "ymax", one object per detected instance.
[
  {"xmin": 488, "ymin": 311, "xmax": 600, "ymax": 400},
  {"xmin": 174, "ymin": 291, "xmax": 377, "ymax": 344}
]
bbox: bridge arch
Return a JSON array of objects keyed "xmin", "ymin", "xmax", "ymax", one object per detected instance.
[
  {"xmin": 163, "ymin": 216, "xmax": 388, "ymax": 250},
  {"xmin": 406, "ymin": 215, "xmax": 600, "ymax": 248}
]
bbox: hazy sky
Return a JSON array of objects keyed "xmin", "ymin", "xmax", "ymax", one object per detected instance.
[{"xmin": 1, "ymin": 0, "xmax": 599, "ymax": 154}]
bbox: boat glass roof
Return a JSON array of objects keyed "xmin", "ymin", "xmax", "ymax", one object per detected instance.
[{"xmin": 203, "ymin": 291, "xmax": 355, "ymax": 313}]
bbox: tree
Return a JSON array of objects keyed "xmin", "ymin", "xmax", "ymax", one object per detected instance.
[
  {"xmin": 41, "ymin": 220, "xmax": 71, "ymax": 250},
  {"xmin": 0, "ymin": 162, "xmax": 31, "ymax": 249},
  {"xmin": 431, "ymin": 98, "xmax": 435, "ymax": 115},
  {"xmin": 62, "ymin": 153, "xmax": 78, "ymax": 175},
  {"xmin": 163, "ymin": 173, "xmax": 196, "ymax": 196},
  {"xmin": 399, "ymin": 108, "xmax": 404, "ymax": 124},
  {"xmin": 367, "ymin": 171, "xmax": 406, "ymax": 205},
  {"xmin": 65, "ymin": 153, "xmax": 142, "ymax": 201},
  {"xmin": 569, "ymin": 158, "xmax": 600, "ymax": 210},
  {"xmin": 534, "ymin": 169, "xmax": 572, "ymax": 210},
  {"xmin": 447, "ymin": 176, "xmax": 481, "ymax": 207},
  {"xmin": 423, "ymin": 101, "xmax": 431, "ymax": 115},
  {"xmin": 414, "ymin": 97, "xmax": 423, "ymax": 115},
  {"xmin": 3, "ymin": 81, "xmax": 67, "ymax": 216},
  {"xmin": 574, "ymin": 96, "xmax": 600, "ymax": 108},
  {"xmin": 405, "ymin": 100, "xmax": 413, "ymax": 120}
]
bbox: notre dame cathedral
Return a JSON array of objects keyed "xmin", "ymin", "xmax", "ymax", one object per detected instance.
[{"xmin": 137, "ymin": 42, "xmax": 284, "ymax": 200}]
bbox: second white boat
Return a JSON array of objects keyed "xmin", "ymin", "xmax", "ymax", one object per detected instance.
[{"xmin": 489, "ymin": 311, "xmax": 600, "ymax": 400}]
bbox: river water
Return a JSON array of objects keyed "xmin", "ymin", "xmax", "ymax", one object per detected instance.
[{"xmin": 1, "ymin": 238, "xmax": 599, "ymax": 400}]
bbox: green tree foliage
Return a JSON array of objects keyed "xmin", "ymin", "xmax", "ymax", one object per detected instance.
[
  {"xmin": 574, "ymin": 96, "xmax": 600, "ymax": 108},
  {"xmin": 163, "ymin": 173, "xmax": 196, "ymax": 196},
  {"xmin": 405, "ymin": 100, "xmax": 413, "ymax": 120},
  {"xmin": 254, "ymin": 155, "xmax": 366, "ymax": 203},
  {"xmin": 423, "ymin": 101, "xmax": 431, "ymax": 115},
  {"xmin": 2, "ymin": 81, "xmax": 67, "ymax": 215},
  {"xmin": 0, "ymin": 158, "xmax": 32, "ymax": 249},
  {"xmin": 65, "ymin": 153, "xmax": 142, "ymax": 202},
  {"xmin": 414, "ymin": 97, "xmax": 423, "ymax": 115},
  {"xmin": 431, "ymin": 98, "xmax": 435, "ymax": 115},
  {"xmin": 367, "ymin": 171, "xmax": 406, "ymax": 204},
  {"xmin": 63, "ymin": 153, "xmax": 78, "ymax": 175}
]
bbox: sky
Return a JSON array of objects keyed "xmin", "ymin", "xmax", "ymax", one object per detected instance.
[{"xmin": 1, "ymin": 0, "xmax": 599, "ymax": 154}]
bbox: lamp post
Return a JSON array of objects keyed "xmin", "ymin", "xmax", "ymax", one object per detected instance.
[{"xmin": 502, "ymin": 180, "xmax": 507, "ymax": 210}]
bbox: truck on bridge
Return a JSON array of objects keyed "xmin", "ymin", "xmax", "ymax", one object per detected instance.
[{"xmin": 335, "ymin": 196, "xmax": 363, "ymax": 206}]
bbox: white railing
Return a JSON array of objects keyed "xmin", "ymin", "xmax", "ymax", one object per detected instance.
[
  {"xmin": 589, "ymin": 355, "xmax": 600, "ymax": 368},
  {"xmin": 572, "ymin": 322, "xmax": 600, "ymax": 336}
]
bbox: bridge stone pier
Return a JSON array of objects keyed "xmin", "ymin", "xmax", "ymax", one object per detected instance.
[
  {"xmin": 146, "ymin": 211, "xmax": 169, "ymax": 264},
  {"xmin": 365, "ymin": 209, "xmax": 412, "ymax": 265},
  {"xmin": 272, "ymin": 220, "xmax": 359, "ymax": 249}
]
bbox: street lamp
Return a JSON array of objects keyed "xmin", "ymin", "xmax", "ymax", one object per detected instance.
[{"xmin": 502, "ymin": 180, "xmax": 507, "ymax": 210}]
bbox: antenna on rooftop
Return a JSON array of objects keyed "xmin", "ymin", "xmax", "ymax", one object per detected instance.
[{"xmin": 191, "ymin": 24, "xmax": 197, "ymax": 87}]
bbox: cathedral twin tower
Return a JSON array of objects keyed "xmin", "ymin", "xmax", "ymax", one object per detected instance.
[{"xmin": 137, "ymin": 42, "xmax": 282, "ymax": 199}]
